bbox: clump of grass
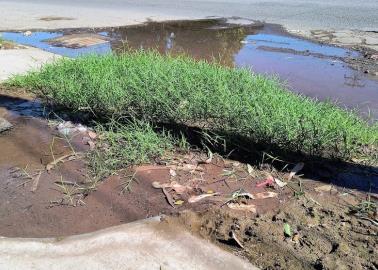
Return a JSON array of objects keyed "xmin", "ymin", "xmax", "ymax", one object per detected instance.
[
  {"xmin": 8, "ymin": 51, "xmax": 378, "ymax": 161},
  {"xmin": 89, "ymin": 119, "xmax": 175, "ymax": 178}
]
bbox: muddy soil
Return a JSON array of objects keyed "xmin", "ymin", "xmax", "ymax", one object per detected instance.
[
  {"xmin": 0, "ymin": 89, "xmax": 377, "ymax": 269},
  {"xmin": 176, "ymin": 190, "xmax": 378, "ymax": 270}
]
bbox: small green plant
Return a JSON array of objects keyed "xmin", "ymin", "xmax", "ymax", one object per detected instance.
[{"xmin": 89, "ymin": 118, "xmax": 175, "ymax": 177}]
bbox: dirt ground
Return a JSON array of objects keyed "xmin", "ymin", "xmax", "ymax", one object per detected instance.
[{"xmin": 0, "ymin": 89, "xmax": 377, "ymax": 269}]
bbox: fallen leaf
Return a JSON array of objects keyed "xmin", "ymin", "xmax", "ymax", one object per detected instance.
[
  {"xmin": 174, "ymin": 200, "xmax": 184, "ymax": 205},
  {"xmin": 227, "ymin": 203, "xmax": 257, "ymax": 213},
  {"xmin": 231, "ymin": 231, "xmax": 244, "ymax": 249},
  {"xmin": 247, "ymin": 164, "xmax": 254, "ymax": 175},
  {"xmin": 284, "ymin": 223, "xmax": 292, "ymax": 237},
  {"xmin": 288, "ymin": 162, "xmax": 304, "ymax": 180},
  {"xmin": 256, "ymin": 175, "xmax": 274, "ymax": 187},
  {"xmin": 162, "ymin": 187, "xmax": 175, "ymax": 208},
  {"xmin": 254, "ymin": 191, "xmax": 278, "ymax": 199},
  {"xmin": 292, "ymin": 233, "xmax": 300, "ymax": 243},
  {"xmin": 188, "ymin": 193, "xmax": 220, "ymax": 203},
  {"xmin": 274, "ymin": 178, "xmax": 287, "ymax": 188}
]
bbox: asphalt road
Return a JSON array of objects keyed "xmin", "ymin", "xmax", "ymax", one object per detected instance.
[{"xmin": 0, "ymin": 0, "xmax": 377, "ymax": 31}]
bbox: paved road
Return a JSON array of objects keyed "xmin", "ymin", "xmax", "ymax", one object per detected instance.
[{"xmin": 0, "ymin": 0, "xmax": 377, "ymax": 31}]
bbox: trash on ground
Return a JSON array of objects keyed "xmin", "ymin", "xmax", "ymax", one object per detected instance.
[{"xmin": 256, "ymin": 175, "xmax": 274, "ymax": 187}]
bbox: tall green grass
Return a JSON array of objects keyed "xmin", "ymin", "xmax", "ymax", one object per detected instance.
[{"xmin": 9, "ymin": 51, "xmax": 378, "ymax": 160}]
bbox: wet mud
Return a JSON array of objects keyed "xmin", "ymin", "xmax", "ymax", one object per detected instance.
[{"xmin": 2, "ymin": 19, "xmax": 378, "ymax": 119}]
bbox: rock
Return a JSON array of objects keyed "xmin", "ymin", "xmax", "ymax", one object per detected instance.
[{"xmin": 0, "ymin": 118, "xmax": 13, "ymax": 133}]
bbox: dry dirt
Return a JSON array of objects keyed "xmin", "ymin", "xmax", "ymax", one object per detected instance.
[{"xmin": 0, "ymin": 89, "xmax": 377, "ymax": 269}]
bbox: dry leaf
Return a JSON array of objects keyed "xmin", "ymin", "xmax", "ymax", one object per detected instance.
[
  {"xmin": 288, "ymin": 162, "xmax": 304, "ymax": 180},
  {"xmin": 162, "ymin": 187, "xmax": 175, "ymax": 208},
  {"xmin": 254, "ymin": 191, "xmax": 278, "ymax": 199},
  {"xmin": 247, "ymin": 164, "xmax": 254, "ymax": 175},
  {"xmin": 188, "ymin": 193, "xmax": 220, "ymax": 203},
  {"xmin": 274, "ymin": 178, "xmax": 287, "ymax": 188},
  {"xmin": 227, "ymin": 203, "xmax": 257, "ymax": 213},
  {"xmin": 231, "ymin": 231, "xmax": 244, "ymax": 249},
  {"xmin": 292, "ymin": 233, "xmax": 300, "ymax": 243}
]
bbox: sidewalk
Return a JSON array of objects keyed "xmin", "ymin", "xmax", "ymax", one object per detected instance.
[
  {"xmin": 0, "ymin": 46, "xmax": 60, "ymax": 82},
  {"xmin": 0, "ymin": 216, "xmax": 258, "ymax": 270}
]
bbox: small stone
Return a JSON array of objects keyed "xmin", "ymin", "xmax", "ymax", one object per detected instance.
[{"xmin": 0, "ymin": 118, "xmax": 13, "ymax": 133}]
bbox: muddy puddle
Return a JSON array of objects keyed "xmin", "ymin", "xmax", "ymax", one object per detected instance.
[{"xmin": 2, "ymin": 19, "xmax": 378, "ymax": 120}]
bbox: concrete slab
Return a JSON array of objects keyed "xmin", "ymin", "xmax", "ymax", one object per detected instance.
[
  {"xmin": 0, "ymin": 47, "xmax": 60, "ymax": 81},
  {"xmin": 0, "ymin": 216, "xmax": 258, "ymax": 270}
]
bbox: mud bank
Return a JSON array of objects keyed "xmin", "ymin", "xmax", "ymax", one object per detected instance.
[
  {"xmin": 2, "ymin": 19, "xmax": 378, "ymax": 120},
  {"xmin": 0, "ymin": 86, "xmax": 377, "ymax": 269}
]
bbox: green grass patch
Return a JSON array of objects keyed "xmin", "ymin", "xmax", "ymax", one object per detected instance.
[
  {"xmin": 8, "ymin": 51, "xmax": 378, "ymax": 161},
  {"xmin": 88, "ymin": 119, "xmax": 175, "ymax": 179}
]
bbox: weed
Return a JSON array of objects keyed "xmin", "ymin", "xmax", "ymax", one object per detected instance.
[
  {"xmin": 88, "ymin": 118, "xmax": 175, "ymax": 177},
  {"xmin": 8, "ymin": 51, "xmax": 378, "ymax": 161}
]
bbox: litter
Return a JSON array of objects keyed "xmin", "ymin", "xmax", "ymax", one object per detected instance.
[{"xmin": 256, "ymin": 175, "xmax": 274, "ymax": 187}]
